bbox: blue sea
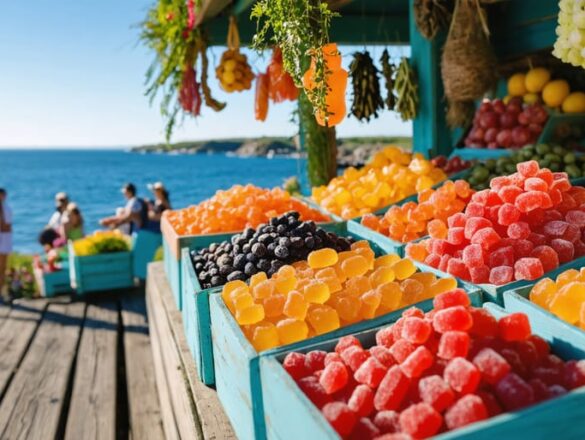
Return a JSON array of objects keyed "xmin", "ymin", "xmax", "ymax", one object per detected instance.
[{"xmin": 0, "ymin": 149, "xmax": 302, "ymax": 253}]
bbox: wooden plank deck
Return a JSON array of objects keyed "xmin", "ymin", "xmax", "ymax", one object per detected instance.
[
  {"xmin": 0, "ymin": 291, "xmax": 164, "ymax": 440},
  {"xmin": 146, "ymin": 262, "xmax": 235, "ymax": 440}
]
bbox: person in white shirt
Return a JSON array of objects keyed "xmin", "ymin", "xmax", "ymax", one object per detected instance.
[
  {"xmin": 100, "ymin": 183, "xmax": 146, "ymax": 234},
  {"xmin": 48, "ymin": 192, "xmax": 69, "ymax": 231},
  {"xmin": 0, "ymin": 188, "xmax": 13, "ymax": 296}
]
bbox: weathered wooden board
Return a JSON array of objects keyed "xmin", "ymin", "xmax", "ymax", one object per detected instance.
[
  {"xmin": 147, "ymin": 262, "xmax": 235, "ymax": 440},
  {"xmin": 0, "ymin": 299, "xmax": 47, "ymax": 398},
  {"xmin": 0, "ymin": 301, "xmax": 85, "ymax": 439},
  {"xmin": 64, "ymin": 302, "xmax": 119, "ymax": 440},
  {"xmin": 121, "ymin": 294, "xmax": 165, "ymax": 440}
]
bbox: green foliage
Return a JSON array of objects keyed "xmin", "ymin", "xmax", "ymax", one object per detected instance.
[{"xmin": 251, "ymin": 0, "xmax": 338, "ymax": 119}]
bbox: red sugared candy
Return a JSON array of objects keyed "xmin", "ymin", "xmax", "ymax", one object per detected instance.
[
  {"xmin": 444, "ymin": 394, "xmax": 488, "ymax": 430},
  {"xmin": 399, "ymin": 403, "xmax": 443, "ymax": 439},
  {"xmin": 401, "ymin": 317, "xmax": 432, "ymax": 344},
  {"xmin": 433, "ymin": 289, "xmax": 471, "ymax": 310},
  {"xmin": 322, "ymin": 402, "xmax": 357, "ymax": 436},
  {"xmin": 374, "ymin": 366, "xmax": 410, "ymax": 411},
  {"xmin": 472, "ymin": 348, "xmax": 511, "ymax": 384},
  {"xmin": 283, "ymin": 352, "xmax": 309, "ymax": 380},
  {"xmin": 499, "ymin": 313, "xmax": 531, "ymax": 341},
  {"xmin": 494, "ymin": 373, "xmax": 534, "ymax": 411},
  {"xmin": 418, "ymin": 375, "xmax": 455, "ymax": 412},
  {"xmin": 444, "ymin": 357, "xmax": 481, "ymax": 394},
  {"xmin": 354, "ymin": 357, "xmax": 388, "ymax": 388},
  {"xmin": 433, "ymin": 306, "xmax": 473, "ymax": 333},
  {"xmin": 401, "ymin": 346, "xmax": 434, "ymax": 378},
  {"xmin": 438, "ymin": 331, "xmax": 470, "ymax": 360},
  {"xmin": 320, "ymin": 361, "xmax": 349, "ymax": 394},
  {"xmin": 348, "ymin": 384, "xmax": 375, "ymax": 417}
]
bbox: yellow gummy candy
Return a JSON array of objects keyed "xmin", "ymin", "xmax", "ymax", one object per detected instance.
[
  {"xmin": 556, "ymin": 269, "xmax": 580, "ymax": 287},
  {"xmin": 428, "ymin": 277, "xmax": 458, "ymax": 297},
  {"xmin": 253, "ymin": 279, "xmax": 275, "ymax": 299},
  {"xmin": 276, "ymin": 276, "xmax": 297, "ymax": 295},
  {"xmin": 263, "ymin": 294, "xmax": 285, "ymax": 318},
  {"xmin": 236, "ymin": 304, "xmax": 265, "ymax": 325},
  {"xmin": 304, "ymin": 281, "xmax": 331, "ymax": 304},
  {"xmin": 276, "ymin": 319, "xmax": 309, "ymax": 345},
  {"xmin": 529, "ymin": 278, "xmax": 557, "ymax": 309},
  {"xmin": 549, "ymin": 282, "xmax": 585, "ymax": 324},
  {"xmin": 307, "ymin": 305, "xmax": 340, "ymax": 335},
  {"xmin": 308, "ymin": 248, "xmax": 339, "ymax": 269},
  {"xmin": 283, "ymin": 291, "xmax": 308, "ymax": 320},
  {"xmin": 233, "ymin": 292, "xmax": 254, "ymax": 310},
  {"xmin": 251, "ymin": 322, "xmax": 279, "ymax": 352},
  {"xmin": 392, "ymin": 258, "xmax": 417, "ymax": 280},
  {"xmin": 249, "ymin": 272, "xmax": 268, "ymax": 289},
  {"xmin": 375, "ymin": 254, "xmax": 401, "ymax": 268},
  {"xmin": 370, "ymin": 266, "xmax": 396, "ymax": 288},
  {"xmin": 360, "ymin": 290, "xmax": 382, "ymax": 319},
  {"xmin": 341, "ymin": 255, "xmax": 370, "ymax": 278},
  {"xmin": 377, "ymin": 281, "xmax": 403, "ymax": 310},
  {"xmin": 335, "ymin": 296, "xmax": 361, "ymax": 322}
]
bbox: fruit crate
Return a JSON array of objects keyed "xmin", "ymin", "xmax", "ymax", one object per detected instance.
[
  {"xmin": 68, "ymin": 242, "xmax": 133, "ymax": 295},
  {"xmin": 503, "ymin": 285, "xmax": 585, "ymax": 346},
  {"xmin": 259, "ymin": 300, "xmax": 585, "ymax": 440},
  {"xmin": 211, "ymin": 282, "xmax": 483, "ymax": 440},
  {"xmin": 33, "ymin": 263, "xmax": 74, "ymax": 298},
  {"xmin": 450, "ymin": 148, "xmax": 512, "ymax": 161},
  {"xmin": 415, "ymin": 255, "xmax": 585, "ymax": 305},
  {"xmin": 182, "ymin": 221, "xmax": 384, "ymax": 386},
  {"xmin": 131, "ymin": 229, "xmax": 162, "ymax": 281}
]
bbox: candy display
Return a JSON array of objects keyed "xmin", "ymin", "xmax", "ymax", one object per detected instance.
[
  {"xmin": 529, "ymin": 268, "xmax": 585, "ymax": 328},
  {"xmin": 360, "ymin": 180, "xmax": 474, "ymax": 244},
  {"xmin": 463, "ymin": 98, "xmax": 548, "ymax": 149},
  {"xmin": 190, "ymin": 212, "xmax": 353, "ymax": 288},
  {"xmin": 283, "ymin": 291, "xmax": 585, "ymax": 438},
  {"xmin": 72, "ymin": 230, "xmax": 130, "ymax": 256},
  {"xmin": 220, "ymin": 242, "xmax": 459, "ymax": 352},
  {"xmin": 406, "ymin": 161, "xmax": 585, "ymax": 285},
  {"xmin": 430, "ymin": 155, "xmax": 473, "ymax": 175},
  {"xmin": 465, "ymin": 143, "xmax": 585, "ymax": 190},
  {"xmin": 163, "ymin": 185, "xmax": 329, "ymax": 236},
  {"xmin": 312, "ymin": 146, "xmax": 447, "ymax": 220}
]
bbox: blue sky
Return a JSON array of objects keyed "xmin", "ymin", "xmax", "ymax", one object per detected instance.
[{"xmin": 0, "ymin": 1, "xmax": 411, "ymax": 148}]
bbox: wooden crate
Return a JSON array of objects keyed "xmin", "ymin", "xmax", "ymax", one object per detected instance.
[
  {"xmin": 68, "ymin": 243, "xmax": 133, "ymax": 294},
  {"xmin": 131, "ymin": 230, "xmax": 162, "ymax": 281},
  {"xmin": 416, "ymin": 255, "xmax": 585, "ymax": 305},
  {"xmin": 34, "ymin": 263, "xmax": 74, "ymax": 297},
  {"xmin": 210, "ymin": 277, "xmax": 482, "ymax": 440},
  {"xmin": 260, "ymin": 300, "xmax": 585, "ymax": 440}
]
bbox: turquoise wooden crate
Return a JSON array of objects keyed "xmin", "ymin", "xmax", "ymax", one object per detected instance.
[
  {"xmin": 503, "ymin": 285, "xmax": 585, "ymax": 347},
  {"xmin": 68, "ymin": 243, "xmax": 133, "ymax": 294},
  {"xmin": 210, "ymin": 263, "xmax": 481, "ymax": 440},
  {"xmin": 34, "ymin": 263, "xmax": 74, "ymax": 297},
  {"xmin": 416, "ymin": 255, "xmax": 585, "ymax": 305},
  {"xmin": 449, "ymin": 148, "xmax": 512, "ymax": 161},
  {"xmin": 183, "ymin": 222, "xmax": 387, "ymax": 386},
  {"xmin": 162, "ymin": 233, "xmax": 199, "ymax": 310},
  {"xmin": 131, "ymin": 230, "xmax": 162, "ymax": 281},
  {"xmin": 260, "ymin": 298, "xmax": 585, "ymax": 440}
]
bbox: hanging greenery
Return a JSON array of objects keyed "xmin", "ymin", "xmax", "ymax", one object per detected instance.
[
  {"xmin": 349, "ymin": 51, "xmax": 385, "ymax": 122},
  {"xmin": 250, "ymin": 0, "xmax": 338, "ymax": 119},
  {"xmin": 394, "ymin": 58, "xmax": 420, "ymax": 121},
  {"xmin": 380, "ymin": 49, "xmax": 397, "ymax": 111},
  {"xmin": 141, "ymin": 0, "xmax": 224, "ymax": 140}
]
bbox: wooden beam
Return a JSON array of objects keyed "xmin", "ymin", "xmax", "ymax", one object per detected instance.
[
  {"xmin": 408, "ymin": 0, "xmax": 452, "ymax": 157},
  {"xmin": 233, "ymin": 0, "xmax": 256, "ymax": 16}
]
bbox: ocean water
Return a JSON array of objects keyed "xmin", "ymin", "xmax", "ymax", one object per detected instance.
[{"xmin": 0, "ymin": 149, "xmax": 301, "ymax": 253}]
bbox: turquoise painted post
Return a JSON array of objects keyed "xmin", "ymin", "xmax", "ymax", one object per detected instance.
[{"xmin": 408, "ymin": 2, "xmax": 452, "ymax": 158}]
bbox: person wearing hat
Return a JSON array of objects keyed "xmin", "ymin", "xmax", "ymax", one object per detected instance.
[
  {"xmin": 147, "ymin": 182, "xmax": 171, "ymax": 222},
  {"xmin": 100, "ymin": 183, "xmax": 148, "ymax": 234},
  {"xmin": 48, "ymin": 192, "xmax": 69, "ymax": 231}
]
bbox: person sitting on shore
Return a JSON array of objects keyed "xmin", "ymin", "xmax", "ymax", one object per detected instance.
[
  {"xmin": 100, "ymin": 183, "xmax": 148, "ymax": 234},
  {"xmin": 144, "ymin": 182, "xmax": 171, "ymax": 232},
  {"xmin": 0, "ymin": 188, "xmax": 13, "ymax": 297},
  {"xmin": 48, "ymin": 192, "xmax": 69, "ymax": 231},
  {"xmin": 61, "ymin": 203, "xmax": 84, "ymax": 241},
  {"xmin": 37, "ymin": 227, "xmax": 64, "ymax": 271}
]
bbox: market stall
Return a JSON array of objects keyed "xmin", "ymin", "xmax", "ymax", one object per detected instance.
[{"xmin": 141, "ymin": 0, "xmax": 585, "ymax": 439}]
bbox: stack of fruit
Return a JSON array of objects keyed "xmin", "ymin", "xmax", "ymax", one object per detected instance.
[
  {"xmin": 72, "ymin": 231, "xmax": 130, "ymax": 256},
  {"xmin": 190, "ymin": 212, "xmax": 353, "ymax": 288},
  {"xmin": 360, "ymin": 180, "xmax": 474, "ymax": 244},
  {"xmin": 529, "ymin": 268, "xmax": 585, "ymax": 329},
  {"xmin": 283, "ymin": 290, "xmax": 585, "ymax": 438},
  {"xmin": 215, "ymin": 50, "xmax": 254, "ymax": 93},
  {"xmin": 506, "ymin": 67, "xmax": 585, "ymax": 113},
  {"xmin": 466, "ymin": 143, "xmax": 585, "ymax": 190},
  {"xmin": 463, "ymin": 98, "xmax": 548, "ymax": 149},
  {"xmin": 163, "ymin": 185, "xmax": 329, "ymax": 236},
  {"xmin": 312, "ymin": 146, "xmax": 447, "ymax": 220},
  {"xmin": 406, "ymin": 161, "xmax": 585, "ymax": 285},
  {"xmin": 553, "ymin": 1, "xmax": 585, "ymax": 69},
  {"xmin": 430, "ymin": 155, "xmax": 473, "ymax": 175},
  {"xmin": 220, "ymin": 242, "xmax": 459, "ymax": 352}
]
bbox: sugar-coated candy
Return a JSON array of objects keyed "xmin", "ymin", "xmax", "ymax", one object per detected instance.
[
  {"xmin": 418, "ymin": 375, "xmax": 455, "ymax": 412},
  {"xmin": 322, "ymin": 402, "xmax": 357, "ymax": 436},
  {"xmin": 373, "ymin": 410, "xmax": 400, "ymax": 434},
  {"xmin": 514, "ymin": 257, "xmax": 544, "ymax": 280},
  {"xmin": 354, "ymin": 357, "xmax": 388, "ymax": 388},
  {"xmin": 298, "ymin": 376, "xmax": 332, "ymax": 408},
  {"xmin": 370, "ymin": 346, "xmax": 396, "ymax": 368},
  {"xmin": 341, "ymin": 346, "xmax": 370, "ymax": 372},
  {"xmin": 472, "ymin": 348, "xmax": 511, "ymax": 384},
  {"xmin": 489, "ymin": 265, "xmax": 513, "ymax": 285},
  {"xmin": 401, "ymin": 346, "xmax": 434, "ymax": 378},
  {"xmin": 389, "ymin": 339, "xmax": 416, "ymax": 363},
  {"xmin": 305, "ymin": 350, "xmax": 327, "ymax": 372},
  {"xmin": 336, "ymin": 335, "xmax": 362, "ymax": 354},
  {"xmin": 348, "ymin": 385, "xmax": 375, "ymax": 417},
  {"xmin": 374, "ymin": 366, "xmax": 410, "ymax": 411},
  {"xmin": 494, "ymin": 373, "xmax": 534, "ymax": 411},
  {"xmin": 401, "ymin": 317, "xmax": 432, "ymax": 344},
  {"xmin": 325, "ymin": 352, "xmax": 343, "ymax": 366},
  {"xmin": 433, "ymin": 306, "xmax": 473, "ymax": 333},
  {"xmin": 438, "ymin": 331, "xmax": 470, "ymax": 360},
  {"xmin": 498, "ymin": 313, "xmax": 531, "ymax": 341},
  {"xmin": 320, "ymin": 361, "xmax": 349, "ymax": 394},
  {"xmin": 349, "ymin": 417, "xmax": 380, "ymax": 440},
  {"xmin": 399, "ymin": 403, "xmax": 443, "ymax": 439},
  {"xmin": 444, "ymin": 395, "xmax": 488, "ymax": 430},
  {"xmin": 283, "ymin": 352, "xmax": 309, "ymax": 380},
  {"xmin": 433, "ymin": 289, "xmax": 471, "ymax": 310},
  {"xmin": 444, "ymin": 357, "xmax": 481, "ymax": 394}
]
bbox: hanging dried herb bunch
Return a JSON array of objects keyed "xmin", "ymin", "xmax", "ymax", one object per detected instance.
[
  {"xmin": 251, "ymin": 0, "xmax": 338, "ymax": 118},
  {"xmin": 394, "ymin": 58, "xmax": 419, "ymax": 121},
  {"xmin": 380, "ymin": 49, "xmax": 396, "ymax": 110},
  {"xmin": 441, "ymin": 0, "xmax": 497, "ymax": 128},
  {"xmin": 414, "ymin": 0, "xmax": 453, "ymax": 40},
  {"xmin": 349, "ymin": 51, "xmax": 384, "ymax": 121}
]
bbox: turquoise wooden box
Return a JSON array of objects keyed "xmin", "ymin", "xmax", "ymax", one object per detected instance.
[
  {"xmin": 503, "ymin": 285, "xmax": 585, "ymax": 347},
  {"xmin": 210, "ymin": 272, "xmax": 482, "ymax": 440},
  {"xmin": 416, "ymin": 255, "xmax": 585, "ymax": 305},
  {"xmin": 259, "ymin": 300, "xmax": 585, "ymax": 440},
  {"xmin": 183, "ymin": 222, "xmax": 384, "ymax": 386},
  {"xmin": 68, "ymin": 243, "xmax": 133, "ymax": 294},
  {"xmin": 33, "ymin": 262, "xmax": 74, "ymax": 297},
  {"xmin": 450, "ymin": 148, "xmax": 512, "ymax": 161},
  {"xmin": 131, "ymin": 230, "xmax": 162, "ymax": 281}
]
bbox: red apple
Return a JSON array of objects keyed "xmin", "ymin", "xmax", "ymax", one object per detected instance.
[
  {"xmin": 518, "ymin": 112, "xmax": 530, "ymax": 125},
  {"xmin": 479, "ymin": 111, "xmax": 499, "ymax": 129},
  {"xmin": 499, "ymin": 112, "xmax": 518, "ymax": 128},
  {"xmin": 533, "ymin": 106, "xmax": 549, "ymax": 124},
  {"xmin": 484, "ymin": 127, "xmax": 498, "ymax": 143},
  {"xmin": 492, "ymin": 99, "xmax": 506, "ymax": 114},
  {"xmin": 506, "ymin": 101, "xmax": 522, "ymax": 115},
  {"xmin": 487, "ymin": 142, "xmax": 499, "ymax": 149},
  {"xmin": 512, "ymin": 126, "xmax": 531, "ymax": 147},
  {"xmin": 479, "ymin": 100, "xmax": 493, "ymax": 113},
  {"xmin": 496, "ymin": 129, "xmax": 513, "ymax": 148}
]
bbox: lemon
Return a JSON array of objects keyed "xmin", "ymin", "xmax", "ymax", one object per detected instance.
[
  {"xmin": 503, "ymin": 95, "xmax": 511, "ymax": 104},
  {"xmin": 507, "ymin": 73, "xmax": 527, "ymax": 96},
  {"xmin": 523, "ymin": 93, "xmax": 541, "ymax": 104},
  {"xmin": 542, "ymin": 79, "xmax": 570, "ymax": 107},
  {"xmin": 562, "ymin": 92, "xmax": 585, "ymax": 113},
  {"xmin": 525, "ymin": 67, "xmax": 551, "ymax": 93}
]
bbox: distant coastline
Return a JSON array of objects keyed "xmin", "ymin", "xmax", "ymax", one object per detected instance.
[{"xmin": 131, "ymin": 136, "xmax": 412, "ymax": 167}]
